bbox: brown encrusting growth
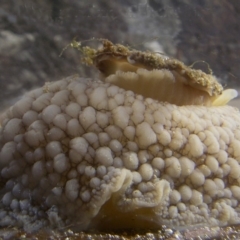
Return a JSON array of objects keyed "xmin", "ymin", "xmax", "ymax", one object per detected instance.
[
  {"xmin": 82, "ymin": 40, "xmax": 223, "ymax": 95},
  {"xmin": 78, "ymin": 40, "xmax": 237, "ymax": 106}
]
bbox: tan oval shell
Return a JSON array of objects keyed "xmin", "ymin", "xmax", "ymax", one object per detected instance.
[{"xmin": 80, "ymin": 39, "xmax": 237, "ymax": 106}]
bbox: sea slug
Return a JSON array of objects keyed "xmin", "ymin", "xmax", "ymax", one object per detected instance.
[{"xmin": 0, "ymin": 40, "xmax": 240, "ymax": 233}]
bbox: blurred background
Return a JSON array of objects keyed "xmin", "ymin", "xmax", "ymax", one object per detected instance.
[
  {"xmin": 1, "ymin": 1, "xmax": 240, "ymax": 238},
  {"xmin": 1, "ymin": 0, "xmax": 240, "ymax": 111}
]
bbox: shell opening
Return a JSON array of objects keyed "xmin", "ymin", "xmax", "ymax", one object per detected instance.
[{"xmin": 211, "ymin": 89, "xmax": 238, "ymax": 106}]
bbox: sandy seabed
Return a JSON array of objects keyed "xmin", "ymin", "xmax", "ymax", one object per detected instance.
[{"xmin": 1, "ymin": 225, "xmax": 240, "ymax": 240}]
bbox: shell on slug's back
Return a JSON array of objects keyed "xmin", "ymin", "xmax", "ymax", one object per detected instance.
[{"xmin": 82, "ymin": 39, "xmax": 237, "ymax": 106}]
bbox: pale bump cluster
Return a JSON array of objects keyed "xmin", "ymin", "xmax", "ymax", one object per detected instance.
[{"xmin": 1, "ymin": 76, "xmax": 240, "ymax": 231}]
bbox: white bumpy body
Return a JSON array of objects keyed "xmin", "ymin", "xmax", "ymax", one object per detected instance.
[{"xmin": 1, "ymin": 76, "xmax": 240, "ymax": 232}]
